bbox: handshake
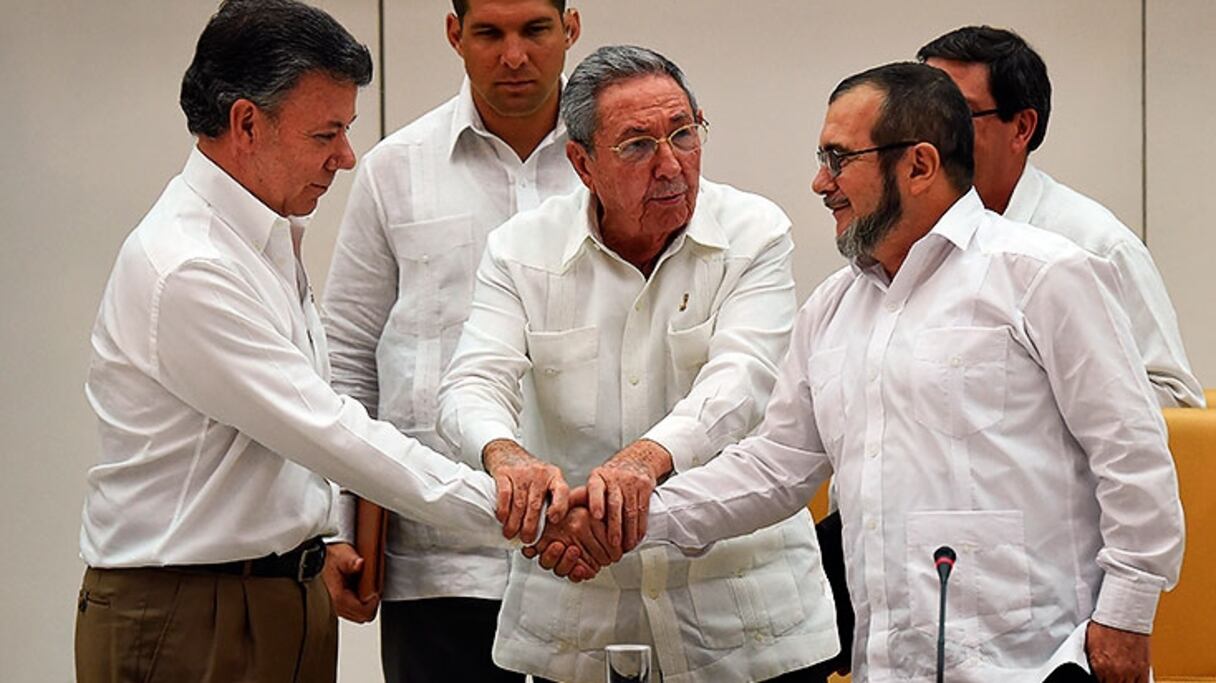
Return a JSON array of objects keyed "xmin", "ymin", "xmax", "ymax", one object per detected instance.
[
  {"xmin": 325, "ymin": 438, "xmax": 673, "ymax": 622},
  {"xmin": 489, "ymin": 438, "xmax": 673, "ymax": 583}
]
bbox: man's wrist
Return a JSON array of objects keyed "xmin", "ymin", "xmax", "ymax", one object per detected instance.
[{"xmin": 637, "ymin": 439, "xmax": 674, "ymax": 481}]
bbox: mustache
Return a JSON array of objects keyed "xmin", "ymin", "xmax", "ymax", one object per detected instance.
[
  {"xmin": 646, "ymin": 182, "xmax": 688, "ymax": 200},
  {"xmin": 823, "ymin": 194, "xmax": 848, "ymax": 210}
]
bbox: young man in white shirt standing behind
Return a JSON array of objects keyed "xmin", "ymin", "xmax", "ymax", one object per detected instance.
[{"xmin": 320, "ymin": 1, "xmax": 582, "ymax": 681}]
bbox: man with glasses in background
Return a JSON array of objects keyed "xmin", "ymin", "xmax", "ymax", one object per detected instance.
[
  {"xmin": 918, "ymin": 26, "xmax": 1203, "ymax": 408},
  {"xmin": 321, "ymin": 1, "xmax": 583, "ymax": 681},
  {"xmin": 437, "ymin": 45, "xmax": 840, "ymax": 683}
]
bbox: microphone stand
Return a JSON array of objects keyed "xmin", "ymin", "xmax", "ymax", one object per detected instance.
[{"xmin": 934, "ymin": 546, "xmax": 957, "ymax": 683}]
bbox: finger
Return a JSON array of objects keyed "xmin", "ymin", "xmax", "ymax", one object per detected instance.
[
  {"xmin": 344, "ymin": 554, "xmax": 364, "ymax": 574},
  {"xmin": 504, "ymin": 477, "xmax": 530, "ymax": 540},
  {"xmin": 587, "ymin": 473, "xmax": 607, "ymax": 520},
  {"xmin": 493, "ymin": 473, "xmax": 513, "ymax": 527},
  {"xmin": 623, "ymin": 491, "xmax": 640, "ymax": 553},
  {"xmin": 571, "ymin": 559, "xmax": 598, "ymax": 582},
  {"xmin": 638, "ymin": 488, "xmax": 650, "ymax": 540},
  {"xmin": 589, "ymin": 512, "xmax": 620, "ymax": 563},
  {"xmin": 607, "ymin": 483, "xmax": 625, "ymax": 553},
  {"xmin": 568, "ymin": 484, "xmax": 589, "ymax": 508},
  {"xmin": 521, "ymin": 545, "xmax": 538, "ymax": 559},
  {"xmin": 553, "ymin": 545, "xmax": 582, "ymax": 578},
  {"xmin": 578, "ymin": 519, "xmax": 612, "ymax": 567},
  {"xmin": 521, "ymin": 476, "xmax": 547, "ymax": 544},
  {"xmin": 547, "ymin": 473, "xmax": 569, "ymax": 522},
  {"xmin": 538, "ymin": 541, "xmax": 566, "ymax": 570}
]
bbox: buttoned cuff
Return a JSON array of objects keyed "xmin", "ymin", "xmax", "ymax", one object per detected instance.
[
  {"xmin": 461, "ymin": 421, "xmax": 519, "ymax": 470},
  {"xmin": 642, "ymin": 493, "xmax": 669, "ymax": 548},
  {"xmin": 642, "ymin": 415, "xmax": 715, "ymax": 473},
  {"xmin": 324, "ymin": 491, "xmax": 358, "ymax": 545},
  {"xmin": 1092, "ymin": 571, "xmax": 1163, "ymax": 635}
]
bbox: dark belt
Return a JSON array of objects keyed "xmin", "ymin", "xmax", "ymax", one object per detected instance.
[{"xmin": 168, "ymin": 537, "xmax": 327, "ymax": 582}]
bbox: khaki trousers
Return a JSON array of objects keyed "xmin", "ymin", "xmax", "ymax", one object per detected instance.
[{"xmin": 75, "ymin": 566, "xmax": 337, "ymax": 683}]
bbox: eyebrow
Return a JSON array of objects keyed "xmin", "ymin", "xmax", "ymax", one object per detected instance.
[{"xmin": 618, "ymin": 112, "xmax": 694, "ymax": 139}]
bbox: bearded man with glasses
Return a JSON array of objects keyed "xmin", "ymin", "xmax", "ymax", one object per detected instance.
[{"xmin": 437, "ymin": 44, "xmax": 840, "ymax": 683}]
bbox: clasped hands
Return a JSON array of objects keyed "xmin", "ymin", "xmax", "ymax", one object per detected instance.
[{"xmin": 485, "ymin": 438, "xmax": 673, "ymax": 583}]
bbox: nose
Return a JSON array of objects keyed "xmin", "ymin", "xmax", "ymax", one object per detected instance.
[
  {"xmin": 328, "ymin": 131, "xmax": 357, "ymax": 172},
  {"xmin": 810, "ymin": 163, "xmax": 835, "ymax": 196},
  {"xmin": 502, "ymin": 35, "xmax": 527, "ymax": 70},
  {"xmin": 653, "ymin": 140, "xmax": 681, "ymax": 179}
]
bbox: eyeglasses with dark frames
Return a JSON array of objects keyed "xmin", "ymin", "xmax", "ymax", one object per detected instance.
[
  {"xmin": 971, "ymin": 108, "xmax": 1001, "ymax": 118},
  {"xmin": 815, "ymin": 141, "xmax": 919, "ymax": 178}
]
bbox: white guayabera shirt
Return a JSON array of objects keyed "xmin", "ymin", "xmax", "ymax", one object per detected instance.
[
  {"xmin": 80, "ymin": 148, "xmax": 506, "ymax": 568},
  {"xmin": 649, "ymin": 190, "xmax": 1184, "ymax": 682},
  {"xmin": 1005, "ymin": 162, "xmax": 1203, "ymax": 408},
  {"xmin": 323, "ymin": 78, "xmax": 580, "ymax": 601},
  {"xmin": 438, "ymin": 181, "xmax": 840, "ymax": 683}
]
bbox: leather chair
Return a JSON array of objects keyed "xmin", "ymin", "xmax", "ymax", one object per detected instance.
[{"xmin": 1153, "ymin": 398, "xmax": 1216, "ymax": 681}]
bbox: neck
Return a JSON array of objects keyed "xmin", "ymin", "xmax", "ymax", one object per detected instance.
[
  {"xmin": 872, "ymin": 193, "xmax": 958, "ymax": 278},
  {"xmin": 472, "ymin": 91, "xmax": 560, "ymax": 161},
  {"xmin": 599, "ymin": 207, "xmax": 678, "ymax": 278},
  {"xmin": 196, "ymin": 138, "xmax": 287, "ymax": 217},
  {"xmin": 982, "ymin": 156, "xmax": 1028, "ymax": 215}
]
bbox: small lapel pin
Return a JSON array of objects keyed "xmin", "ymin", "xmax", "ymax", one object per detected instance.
[{"xmin": 678, "ymin": 292, "xmax": 690, "ymax": 312}]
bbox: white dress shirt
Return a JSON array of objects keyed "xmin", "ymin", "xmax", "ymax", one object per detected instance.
[
  {"xmin": 649, "ymin": 190, "xmax": 1184, "ymax": 682},
  {"xmin": 438, "ymin": 181, "xmax": 839, "ymax": 683},
  {"xmin": 323, "ymin": 78, "xmax": 581, "ymax": 601},
  {"xmin": 1006, "ymin": 163, "xmax": 1203, "ymax": 408},
  {"xmin": 80, "ymin": 148, "xmax": 506, "ymax": 567}
]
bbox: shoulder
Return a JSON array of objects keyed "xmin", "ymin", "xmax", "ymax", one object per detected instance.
[
  {"xmin": 698, "ymin": 178, "xmax": 792, "ymax": 241},
  {"xmin": 359, "ymin": 96, "xmax": 458, "ymax": 172},
  {"xmin": 1030, "ymin": 170, "xmax": 1143, "ymax": 258},
  {"xmin": 485, "ymin": 188, "xmax": 588, "ymax": 267}
]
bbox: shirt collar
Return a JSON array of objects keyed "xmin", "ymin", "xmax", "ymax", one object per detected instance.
[
  {"xmin": 1002, "ymin": 161, "xmax": 1044, "ymax": 224},
  {"xmin": 847, "ymin": 187, "xmax": 986, "ymax": 279},
  {"xmin": 560, "ymin": 182, "xmax": 728, "ymax": 269},
  {"xmin": 447, "ymin": 76, "xmax": 569, "ymax": 160},
  {"xmin": 181, "ymin": 147, "xmax": 300, "ymax": 255}
]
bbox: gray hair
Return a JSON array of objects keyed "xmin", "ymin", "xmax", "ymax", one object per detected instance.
[{"xmin": 560, "ymin": 45, "xmax": 699, "ymax": 149}]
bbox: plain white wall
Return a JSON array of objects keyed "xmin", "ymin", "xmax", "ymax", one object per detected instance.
[{"xmin": 1, "ymin": 2, "xmax": 1210, "ymax": 682}]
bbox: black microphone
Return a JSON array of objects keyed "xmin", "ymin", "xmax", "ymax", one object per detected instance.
[{"xmin": 933, "ymin": 546, "xmax": 957, "ymax": 683}]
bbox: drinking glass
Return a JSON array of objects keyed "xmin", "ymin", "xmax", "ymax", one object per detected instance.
[{"xmin": 605, "ymin": 644, "xmax": 651, "ymax": 683}]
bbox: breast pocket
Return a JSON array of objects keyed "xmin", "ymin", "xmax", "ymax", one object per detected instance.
[
  {"xmin": 380, "ymin": 215, "xmax": 475, "ymax": 431},
  {"xmin": 525, "ymin": 325, "xmax": 598, "ymax": 431},
  {"xmin": 667, "ymin": 315, "xmax": 714, "ymax": 395},
  {"xmin": 387, "ymin": 214, "xmax": 476, "ymax": 330},
  {"xmin": 807, "ymin": 346, "xmax": 847, "ymax": 449},
  {"xmin": 905, "ymin": 510, "xmax": 1032, "ymax": 646},
  {"xmin": 911, "ymin": 327, "xmax": 1008, "ymax": 438}
]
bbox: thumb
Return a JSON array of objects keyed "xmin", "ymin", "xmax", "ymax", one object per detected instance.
[{"xmin": 345, "ymin": 553, "xmax": 365, "ymax": 573}]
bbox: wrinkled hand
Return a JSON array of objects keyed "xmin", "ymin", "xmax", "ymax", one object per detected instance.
[
  {"xmin": 586, "ymin": 439, "xmax": 672, "ymax": 556},
  {"xmin": 522, "ymin": 502, "xmax": 612, "ymax": 582},
  {"xmin": 1086, "ymin": 620, "xmax": 1150, "ymax": 683},
  {"xmin": 483, "ymin": 439, "xmax": 568, "ymax": 544},
  {"xmin": 321, "ymin": 542, "xmax": 380, "ymax": 623}
]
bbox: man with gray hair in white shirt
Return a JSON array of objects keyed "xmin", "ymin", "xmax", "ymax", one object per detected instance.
[
  {"xmin": 320, "ymin": 0, "xmax": 584, "ymax": 681},
  {"xmin": 438, "ymin": 45, "xmax": 840, "ymax": 683},
  {"xmin": 642, "ymin": 62, "xmax": 1183, "ymax": 683}
]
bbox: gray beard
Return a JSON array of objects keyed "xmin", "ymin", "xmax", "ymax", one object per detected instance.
[{"xmin": 836, "ymin": 170, "xmax": 902, "ymax": 261}]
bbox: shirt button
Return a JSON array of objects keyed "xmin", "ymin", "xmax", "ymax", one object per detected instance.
[
  {"xmin": 867, "ymin": 446, "xmax": 879, "ymax": 458},
  {"xmin": 754, "ymin": 632, "xmax": 764, "ymax": 643},
  {"xmin": 885, "ymin": 302, "xmax": 898, "ymax": 313},
  {"xmin": 629, "ymin": 376, "xmax": 640, "ymax": 386},
  {"xmin": 647, "ymin": 586, "xmax": 660, "ymax": 599},
  {"xmin": 950, "ymin": 356, "xmax": 963, "ymax": 367},
  {"xmin": 634, "ymin": 302, "xmax": 643, "ymax": 312},
  {"xmin": 544, "ymin": 367, "xmax": 559, "ymax": 376},
  {"xmin": 420, "ymin": 254, "xmax": 430, "ymax": 263},
  {"xmin": 865, "ymin": 518, "xmax": 877, "ymax": 531}
]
